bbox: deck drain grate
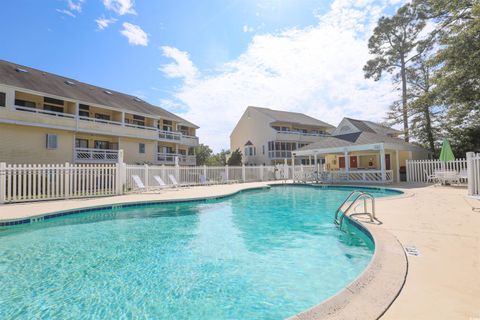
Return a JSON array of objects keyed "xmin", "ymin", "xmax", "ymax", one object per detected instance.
[{"xmin": 404, "ymin": 246, "xmax": 420, "ymax": 256}]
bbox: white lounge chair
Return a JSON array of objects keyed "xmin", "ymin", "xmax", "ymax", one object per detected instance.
[
  {"xmin": 436, "ymin": 171, "xmax": 460, "ymax": 185},
  {"xmin": 458, "ymin": 169, "xmax": 468, "ymax": 183},
  {"xmin": 425, "ymin": 172, "xmax": 437, "ymax": 184},
  {"xmin": 199, "ymin": 175, "xmax": 215, "ymax": 185},
  {"xmin": 132, "ymin": 175, "xmax": 146, "ymax": 192},
  {"xmin": 153, "ymin": 175, "xmax": 169, "ymax": 189},
  {"xmin": 220, "ymin": 172, "xmax": 238, "ymax": 184},
  {"xmin": 168, "ymin": 174, "xmax": 188, "ymax": 188}
]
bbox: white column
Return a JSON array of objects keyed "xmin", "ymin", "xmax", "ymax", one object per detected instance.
[
  {"xmin": 380, "ymin": 148, "xmax": 386, "ymax": 182},
  {"xmin": 5, "ymin": 87, "xmax": 15, "ymax": 110},
  {"xmin": 344, "ymin": 150, "xmax": 350, "ymax": 172},
  {"xmin": 467, "ymin": 152, "xmax": 475, "ymax": 196},
  {"xmin": 395, "ymin": 149, "xmax": 400, "ymax": 183},
  {"xmin": 0, "ymin": 162, "xmax": 6, "ymax": 204}
]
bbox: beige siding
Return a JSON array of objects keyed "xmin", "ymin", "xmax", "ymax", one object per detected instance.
[
  {"xmin": 119, "ymin": 137, "xmax": 156, "ymax": 164},
  {"xmin": 0, "ymin": 123, "xmax": 73, "ymax": 164}
]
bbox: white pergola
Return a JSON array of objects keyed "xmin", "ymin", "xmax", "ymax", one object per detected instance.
[{"xmin": 292, "ymin": 142, "xmax": 416, "ymax": 183}]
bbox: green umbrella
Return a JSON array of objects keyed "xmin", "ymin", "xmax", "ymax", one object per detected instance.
[{"xmin": 439, "ymin": 139, "xmax": 455, "ymax": 162}]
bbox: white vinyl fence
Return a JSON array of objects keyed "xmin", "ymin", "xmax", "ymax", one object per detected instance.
[
  {"xmin": 124, "ymin": 164, "xmax": 283, "ymax": 191},
  {"xmin": 467, "ymin": 152, "xmax": 480, "ymax": 197},
  {"xmin": 406, "ymin": 158, "xmax": 468, "ymax": 182},
  {"xmin": 0, "ymin": 163, "xmax": 118, "ymax": 203}
]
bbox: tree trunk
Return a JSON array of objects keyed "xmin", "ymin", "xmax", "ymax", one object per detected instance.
[
  {"xmin": 400, "ymin": 56, "xmax": 409, "ymax": 142},
  {"xmin": 423, "ymin": 104, "xmax": 435, "ymax": 155}
]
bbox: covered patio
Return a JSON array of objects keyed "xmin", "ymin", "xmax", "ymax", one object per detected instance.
[{"xmin": 292, "ymin": 142, "xmax": 424, "ymax": 184}]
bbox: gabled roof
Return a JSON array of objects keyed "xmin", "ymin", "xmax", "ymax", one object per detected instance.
[
  {"xmin": 0, "ymin": 60, "xmax": 198, "ymax": 128},
  {"xmin": 343, "ymin": 117, "xmax": 401, "ymax": 136},
  {"xmin": 298, "ymin": 131, "xmax": 426, "ymax": 152},
  {"xmin": 244, "ymin": 140, "xmax": 253, "ymax": 146},
  {"xmin": 249, "ymin": 106, "xmax": 335, "ymax": 128}
]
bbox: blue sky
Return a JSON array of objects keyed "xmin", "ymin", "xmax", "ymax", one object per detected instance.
[{"xmin": 0, "ymin": 0, "xmax": 403, "ymax": 151}]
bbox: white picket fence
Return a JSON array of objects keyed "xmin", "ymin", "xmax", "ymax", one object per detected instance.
[
  {"xmin": 406, "ymin": 158, "xmax": 468, "ymax": 183},
  {"xmin": 124, "ymin": 164, "xmax": 283, "ymax": 191},
  {"xmin": 467, "ymin": 152, "xmax": 480, "ymax": 197},
  {"xmin": 0, "ymin": 163, "xmax": 118, "ymax": 203}
]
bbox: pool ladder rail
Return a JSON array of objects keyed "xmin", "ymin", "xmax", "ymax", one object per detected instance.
[{"xmin": 334, "ymin": 190, "xmax": 376, "ymax": 226}]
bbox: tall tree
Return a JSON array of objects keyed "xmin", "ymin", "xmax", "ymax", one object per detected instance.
[
  {"xmin": 227, "ymin": 148, "xmax": 242, "ymax": 166},
  {"xmin": 364, "ymin": 3, "xmax": 427, "ymax": 142},
  {"xmin": 194, "ymin": 144, "xmax": 213, "ymax": 166}
]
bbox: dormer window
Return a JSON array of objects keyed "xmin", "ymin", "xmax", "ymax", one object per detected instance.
[
  {"xmin": 15, "ymin": 67, "xmax": 28, "ymax": 73},
  {"xmin": 104, "ymin": 90, "xmax": 113, "ymax": 95}
]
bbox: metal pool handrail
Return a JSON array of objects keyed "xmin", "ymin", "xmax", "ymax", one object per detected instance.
[{"xmin": 334, "ymin": 190, "xmax": 376, "ymax": 226}]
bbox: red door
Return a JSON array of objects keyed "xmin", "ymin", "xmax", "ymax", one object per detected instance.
[
  {"xmin": 385, "ymin": 154, "xmax": 391, "ymax": 170},
  {"xmin": 339, "ymin": 156, "xmax": 345, "ymax": 168},
  {"xmin": 350, "ymin": 156, "xmax": 358, "ymax": 168}
]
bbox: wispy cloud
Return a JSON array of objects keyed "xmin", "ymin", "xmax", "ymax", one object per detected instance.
[
  {"xmin": 159, "ymin": 0, "xmax": 403, "ymax": 151},
  {"xmin": 159, "ymin": 46, "xmax": 198, "ymax": 84},
  {"xmin": 120, "ymin": 22, "xmax": 148, "ymax": 46},
  {"xmin": 56, "ymin": 9, "xmax": 76, "ymax": 18},
  {"xmin": 57, "ymin": 0, "xmax": 84, "ymax": 18},
  {"xmin": 103, "ymin": 0, "xmax": 136, "ymax": 15},
  {"xmin": 95, "ymin": 16, "xmax": 118, "ymax": 30}
]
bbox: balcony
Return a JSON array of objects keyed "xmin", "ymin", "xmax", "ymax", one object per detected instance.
[
  {"xmin": 180, "ymin": 134, "xmax": 199, "ymax": 147},
  {"xmin": 158, "ymin": 130, "xmax": 182, "ymax": 142},
  {"xmin": 157, "ymin": 153, "xmax": 196, "ymax": 166},
  {"xmin": 74, "ymin": 148, "xmax": 119, "ymax": 163},
  {"xmin": 274, "ymin": 130, "xmax": 329, "ymax": 143},
  {"xmin": 268, "ymin": 150, "xmax": 292, "ymax": 159}
]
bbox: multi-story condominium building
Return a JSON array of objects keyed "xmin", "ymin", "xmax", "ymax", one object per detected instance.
[
  {"xmin": 230, "ymin": 106, "xmax": 335, "ymax": 165},
  {"xmin": 0, "ymin": 60, "xmax": 199, "ymax": 165}
]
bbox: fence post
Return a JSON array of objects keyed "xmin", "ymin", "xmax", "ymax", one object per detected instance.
[
  {"xmin": 144, "ymin": 164, "xmax": 149, "ymax": 189},
  {"xmin": 65, "ymin": 162, "xmax": 70, "ymax": 199},
  {"xmin": 241, "ymin": 164, "xmax": 245, "ymax": 182},
  {"xmin": 0, "ymin": 162, "xmax": 6, "ymax": 204},
  {"xmin": 225, "ymin": 165, "xmax": 229, "ymax": 181},
  {"xmin": 260, "ymin": 164, "xmax": 264, "ymax": 181},
  {"xmin": 467, "ymin": 152, "xmax": 474, "ymax": 196},
  {"xmin": 116, "ymin": 150, "xmax": 125, "ymax": 195},
  {"xmin": 203, "ymin": 165, "xmax": 207, "ymax": 178},
  {"xmin": 175, "ymin": 157, "xmax": 180, "ymax": 181}
]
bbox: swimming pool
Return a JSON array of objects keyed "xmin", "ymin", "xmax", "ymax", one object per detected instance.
[{"xmin": 0, "ymin": 185, "xmax": 401, "ymax": 319}]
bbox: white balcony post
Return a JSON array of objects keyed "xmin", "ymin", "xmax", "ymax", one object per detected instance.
[
  {"xmin": 121, "ymin": 112, "xmax": 125, "ymax": 127},
  {"xmin": 0, "ymin": 162, "xmax": 6, "ymax": 204},
  {"xmin": 5, "ymin": 87, "xmax": 15, "ymax": 110},
  {"xmin": 380, "ymin": 148, "xmax": 386, "ymax": 182},
  {"xmin": 65, "ymin": 162, "xmax": 70, "ymax": 199},
  {"xmin": 467, "ymin": 152, "xmax": 475, "ymax": 196}
]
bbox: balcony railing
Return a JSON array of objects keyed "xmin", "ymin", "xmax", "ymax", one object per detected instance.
[
  {"xmin": 275, "ymin": 130, "xmax": 328, "ymax": 137},
  {"xmin": 158, "ymin": 130, "xmax": 182, "ymax": 141},
  {"xmin": 15, "ymin": 106, "xmax": 76, "ymax": 119},
  {"xmin": 13, "ymin": 106, "xmax": 199, "ymax": 145},
  {"xmin": 157, "ymin": 153, "xmax": 196, "ymax": 166},
  {"xmin": 79, "ymin": 116, "xmax": 122, "ymax": 126},
  {"xmin": 75, "ymin": 148, "xmax": 119, "ymax": 163},
  {"xmin": 268, "ymin": 150, "xmax": 292, "ymax": 159}
]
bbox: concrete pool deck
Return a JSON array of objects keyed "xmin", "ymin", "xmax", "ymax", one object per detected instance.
[{"xmin": 0, "ymin": 182, "xmax": 479, "ymax": 319}]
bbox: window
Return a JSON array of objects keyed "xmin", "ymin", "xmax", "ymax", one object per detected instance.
[
  {"xmin": 244, "ymin": 146, "xmax": 256, "ymax": 156},
  {"xmin": 15, "ymin": 99, "xmax": 36, "ymax": 108},
  {"xmin": 44, "ymin": 104, "xmax": 64, "ymax": 113},
  {"xmin": 178, "ymin": 125, "xmax": 189, "ymax": 135},
  {"xmin": 0, "ymin": 92, "xmax": 5, "ymax": 107},
  {"xmin": 78, "ymin": 104, "xmax": 90, "ymax": 117},
  {"xmin": 178, "ymin": 149, "xmax": 186, "ymax": 155},
  {"xmin": 133, "ymin": 115, "xmax": 145, "ymax": 126},
  {"xmin": 95, "ymin": 113, "xmax": 110, "ymax": 121},
  {"xmin": 46, "ymin": 134, "xmax": 58, "ymax": 149},
  {"xmin": 159, "ymin": 146, "xmax": 174, "ymax": 154},
  {"xmin": 75, "ymin": 139, "xmax": 88, "ymax": 148},
  {"xmin": 162, "ymin": 120, "xmax": 173, "ymax": 132},
  {"xmin": 44, "ymin": 97, "xmax": 64, "ymax": 106},
  {"xmin": 139, "ymin": 143, "xmax": 145, "ymax": 154},
  {"xmin": 262, "ymin": 145, "xmax": 265, "ymax": 155},
  {"xmin": 94, "ymin": 140, "xmax": 110, "ymax": 149}
]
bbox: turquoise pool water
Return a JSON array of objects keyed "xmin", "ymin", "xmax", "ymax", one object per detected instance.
[{"xmin": 0, "ymin": 185, "xmax": 400, "ymax": 319}]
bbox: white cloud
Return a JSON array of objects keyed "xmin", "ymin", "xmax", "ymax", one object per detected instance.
[
  {"xmin": 160, "ymin": 0, "xmax": 404, "ymax": 151},
  {"xmin": 67, "ymin": 0, "xmax": 84, "ymax": 12},
  {"xmin": 95, "ymin": 16, "xmax": 117, "ymax": 30},
  {"xmin": 120, "ymin": 22, "xmax": 148, "ymax": 46},
  {"xmin": 103, "ymin": 0, "xmax": 136, "ymax": 15},
  {"xmin": 56, "ymin": 9, "xmax": 76, "ymax": 18},
  {"xmin": 159, "ymin": 46, "xmax": 199, "ymax": 84}
]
